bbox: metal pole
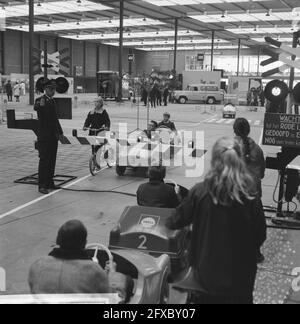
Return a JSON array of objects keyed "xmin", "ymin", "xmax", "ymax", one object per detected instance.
[
  {"xmin": 173, "ymin": 18, "xmax": 178, "ymax": 73},
  {"xmin": 117, "ymin": 0, "xmax": 124, "ymax": 102},
  {"xmin": 257, "ymin": 47, "xmax": 260, "ymax": 76},
  {"xmin": 210, "ymin": 30, "xmax": 215, "ymax": 71},
  {"xmin": 237, "ymin": 38, "xmax": 241, "ymax": 76},
  {"xmin": 43, "ymin": 41, "xmax": 48, "ymax": 80},
  {"xmin": 128, "ymin": 48, "xmax": 133, "ymax": 76},
  {"xmin": 287, "ymin": 31, "xmax": 299, "ymax": 114},
  {"xmin": 29, "ymin": 0, "xmax": 34, "ymax": 105}
]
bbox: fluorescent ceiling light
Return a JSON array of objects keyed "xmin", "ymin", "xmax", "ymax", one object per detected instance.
[
  {"xmin": 136, "ymin": 45, "xmax": 248, "ymax": 51},
  {"xmin": 8, "ymin": 18, "xmax": 164, "ymax": 32},
  {"xmin": 226, "ymin": 26, "xmax": 299, "ymax": 34},
  {"xmin": 252, "ymin": 37, "xmax": 292, "ymax": 43},
  {"xmin": 189, "ymin": 11, "xmax": 297, "ymax": 24},
  {"xmin": 2, "ymin": 0, "xmax": 111, "ymax": 18},
  {"xmin": 61, "ymin": 30, "xmax": 202, "ymax": 40},
  {"xmin": 103, "ymin": 39, "xmax": 229, "ymax": 46},
  {"xmin": 143, "ymin": 0, "xmax": 271, "ymax": 6}
]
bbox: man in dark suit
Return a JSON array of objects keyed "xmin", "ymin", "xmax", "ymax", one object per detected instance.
[{"xmin": 34, "ymin": 80, "xmax": 63, "ymax": 194}]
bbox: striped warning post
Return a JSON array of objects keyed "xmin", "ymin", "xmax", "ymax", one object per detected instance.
[{"xmin": 59, "ymin": 135, "xmax": 107, "ymax": 146}]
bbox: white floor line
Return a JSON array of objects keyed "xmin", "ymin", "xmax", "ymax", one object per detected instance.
[
  {"xmin": 216, "ymin": 119, "xmax": 226, "ymax": 123},
  {"xmin": 0, "ymin": 168, "xmax": 107, "ymax": 220},
  {"xmin": 201, "ymin": 114, "xmax": 218, "ymax": 124}
]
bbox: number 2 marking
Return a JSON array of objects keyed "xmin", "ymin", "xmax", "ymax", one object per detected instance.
[{"xmin": 138, "ymin": 235, "xmax": 147, "ymax": 249}]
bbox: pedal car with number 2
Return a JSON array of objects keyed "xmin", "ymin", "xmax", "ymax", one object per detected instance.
[
  {"xmin": 85, "ymin": 243, "xmax": 171, "ymax": 304},
  {"xmin": 108, "ymin": 182, "xmax": 190, "ymax": 281}
]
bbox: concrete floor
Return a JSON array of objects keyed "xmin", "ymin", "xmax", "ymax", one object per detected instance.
[{"xmin": 0, "ymin": 95, "xmax": 299, "ymax": 304}]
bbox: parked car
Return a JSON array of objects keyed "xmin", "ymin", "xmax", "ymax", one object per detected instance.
[{"xmin": 173, "ymin": 84, "xmax": 224, "ymax": 104}]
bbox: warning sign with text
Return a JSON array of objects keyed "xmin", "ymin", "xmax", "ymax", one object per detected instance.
[{"xmin": 263, "ymin": 113, "xmax": 300, "ymax": 148}]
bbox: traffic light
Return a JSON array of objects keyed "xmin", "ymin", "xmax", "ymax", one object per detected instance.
[{"xmin": 264, "ymin": 80, "xmax": 289, "ymax": 113}]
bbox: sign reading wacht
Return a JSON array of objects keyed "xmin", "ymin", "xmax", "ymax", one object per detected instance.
[{"xmin": 263, "ymin": 113, "xmax": 300, "ymax": 148}]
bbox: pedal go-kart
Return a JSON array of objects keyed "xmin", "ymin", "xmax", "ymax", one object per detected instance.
[
  {"xmin": 222, "ymin": 103, "xmax": 236, "ymax": 119},
  {"xmin": 85, "ymin": 243, "xmax": 170, "ymax": 304},
  {"xmin": 105, "ymin": 182, "xmax": 194, "ymax": 303},
  {"xmin": 115, "ymin": 127, "xmax": 192, "ymax": 177}
]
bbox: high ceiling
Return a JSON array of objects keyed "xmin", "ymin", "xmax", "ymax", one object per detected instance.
[{"xmin": 0, "ymin": 0, "xmax": 300, "ymax": 52}]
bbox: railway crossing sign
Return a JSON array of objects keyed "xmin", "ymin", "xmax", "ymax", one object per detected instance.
[
  {"xmin": 33, "ymin": 47, "xmax": 70, "ymax": 76},
  {"xmin": 261, "ymin": 36, "xmax": 300, "ymax": 77}
]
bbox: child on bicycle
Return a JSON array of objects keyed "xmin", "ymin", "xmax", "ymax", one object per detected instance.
[
  {"xmin": 83, "ymin": 97, "xmax": 111, "ymax": 169},
  {"xmin": 83, "ymin": 97, "xmax": 111, "ymax": 136}
]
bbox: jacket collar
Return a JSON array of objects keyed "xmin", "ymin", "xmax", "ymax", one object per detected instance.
[{"xmin": 49, "ymin": 248, "xmax": 91, "ymax": 260}]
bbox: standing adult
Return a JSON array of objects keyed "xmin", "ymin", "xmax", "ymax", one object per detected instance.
[
  {"xmin": 149, "ymin": 85, "xmax": 157, "ymax": 108},
  {"xmin": 233, "ymin": 118, "xmax": 265, "ymax": 198},
  {"xmin": 34, "ymin": 80, "xmax": 63, "ymax": 195},
  {"xmin": 141, "ymin": 86, "xmax": 148, "ymax": 106},
  {"xmin": 13, "ymin": 81, "xmax": 21, "ymax": 102},
  {"xmin": 5, "ymin": 80, "xmax": 13, "ymax": 102},
  {"xmin": 163, "ymin": 87, "xmax": 169, "ymax": 106},
  {"xmin": 233, "ymin": 118, "xmax": 266, "ymax": 263},
  {"xmin": 156, "ymin": 86, "xmax": 162, "ymax": 106},
  {"xmin": 20, "ymin": 80, "xmax": 26, "ymax": 96},
  {"xmin": 166, "ymin": 137, "xmax": 266, "ymax": 304}
]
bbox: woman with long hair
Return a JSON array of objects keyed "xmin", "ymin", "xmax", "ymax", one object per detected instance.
[
  {"xmin": 166, "ymin": 137, "xmax": 266, "ymax": 304},
  {"xmin": 233, "ymin": 118, "xmax": 265, "ymax": 198}
]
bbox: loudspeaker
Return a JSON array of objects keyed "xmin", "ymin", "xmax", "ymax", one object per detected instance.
[
  {"xmin": 35, "ymin": 77, "xmax": 70, "ymax": 94},
  {"xmin": 55, "ymin": 77, "xmax": 69, "ymax": 94}
]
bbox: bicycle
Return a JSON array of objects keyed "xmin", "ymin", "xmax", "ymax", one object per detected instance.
[{"xmin": 83, "ymin": 127, "xmax": 115, "ymax": 176}]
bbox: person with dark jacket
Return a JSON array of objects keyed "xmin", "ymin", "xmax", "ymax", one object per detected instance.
[
  {"xmin": 149, "ymin": 85, "xmax": 157, "ymax": 108},
  {"xmin": 156, "ymin": 87, "xmax": 162, "ymax": 106},
  {"xmin": 166, "ymin": 137, "xmax": 266, "ymax": 304},
  {"xmin": 28, "ymin": 220, "xmax": 109, "ymax": 294},
  {"xmin": 83, "ymin": 97, "xmax": 111, "ymax": 169},
  {"xmin": 163, "ymin": 87, "xmax": 169, "ymax": 106},
  {"xmin": 233, "ymin": 118, "xmax": 266, "ymax": 263},
  {"xmin": 83, "ymin": 97, "xmax": 110, "ymax": 135},
  {"xmin": 137, "ymin": 166, "xmax": 180, "ymax": 208},
  {"xmin": 158, "ymin": 112, "xmax": 176, "ymax": 132},
  {"xmin": 34, "ymin": 80, "xmax": 63, "ymax": 195},
  {"xmin": 141, "ymin": 86, "xmax": 148, "ymax": 106},
  {"xmin": 5, "ymin": 80, "xmax": 12, "ymax": 102},
  {"xmin": 143, "ymin": 120, "xmax": 158, "ymax": 139},
  {"xmin": 233, "ymin": 118, "xmax": 265, "ymax": 198}
]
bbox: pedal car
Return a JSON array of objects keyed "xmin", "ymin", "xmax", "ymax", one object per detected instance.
[
  {"xmin": 115, "ymin": 128, "xmax": 192, "ymax": 177},
  {"xmin": 222, "ymin": 103, "xmax": 236, "ymax": 119},
  {"xmin": 108, "ymin": 186, "xmax": 190, "ymax": 280},
  {"xmin": 85, "ymin": 243, "xmax": 170, "ymax": 304}
]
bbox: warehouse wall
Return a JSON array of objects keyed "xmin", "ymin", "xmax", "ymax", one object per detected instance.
[
  {"xmin": 0, "ymin": 30, "xmax": 140, "ymax": 78},
  {"xmin": 0, "ymin": 29, "xmax": 263, "ymax": 86}
]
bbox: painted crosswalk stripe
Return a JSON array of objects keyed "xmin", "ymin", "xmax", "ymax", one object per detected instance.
[
  {"xmin": 216, "ymin": 119, "xmax": 226, "ymax": 123},
  {"xmin": 225, "ymin": 119, "xmax": 234, "ymax": 124},
  {"xmin": 206, "ymin": 118, "xmax": 217, "ymax": 123}
]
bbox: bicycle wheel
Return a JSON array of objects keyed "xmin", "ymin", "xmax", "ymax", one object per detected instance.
[{"xmin": 89, "ymin": 155, "xmax": 100, "ymax": 176}]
